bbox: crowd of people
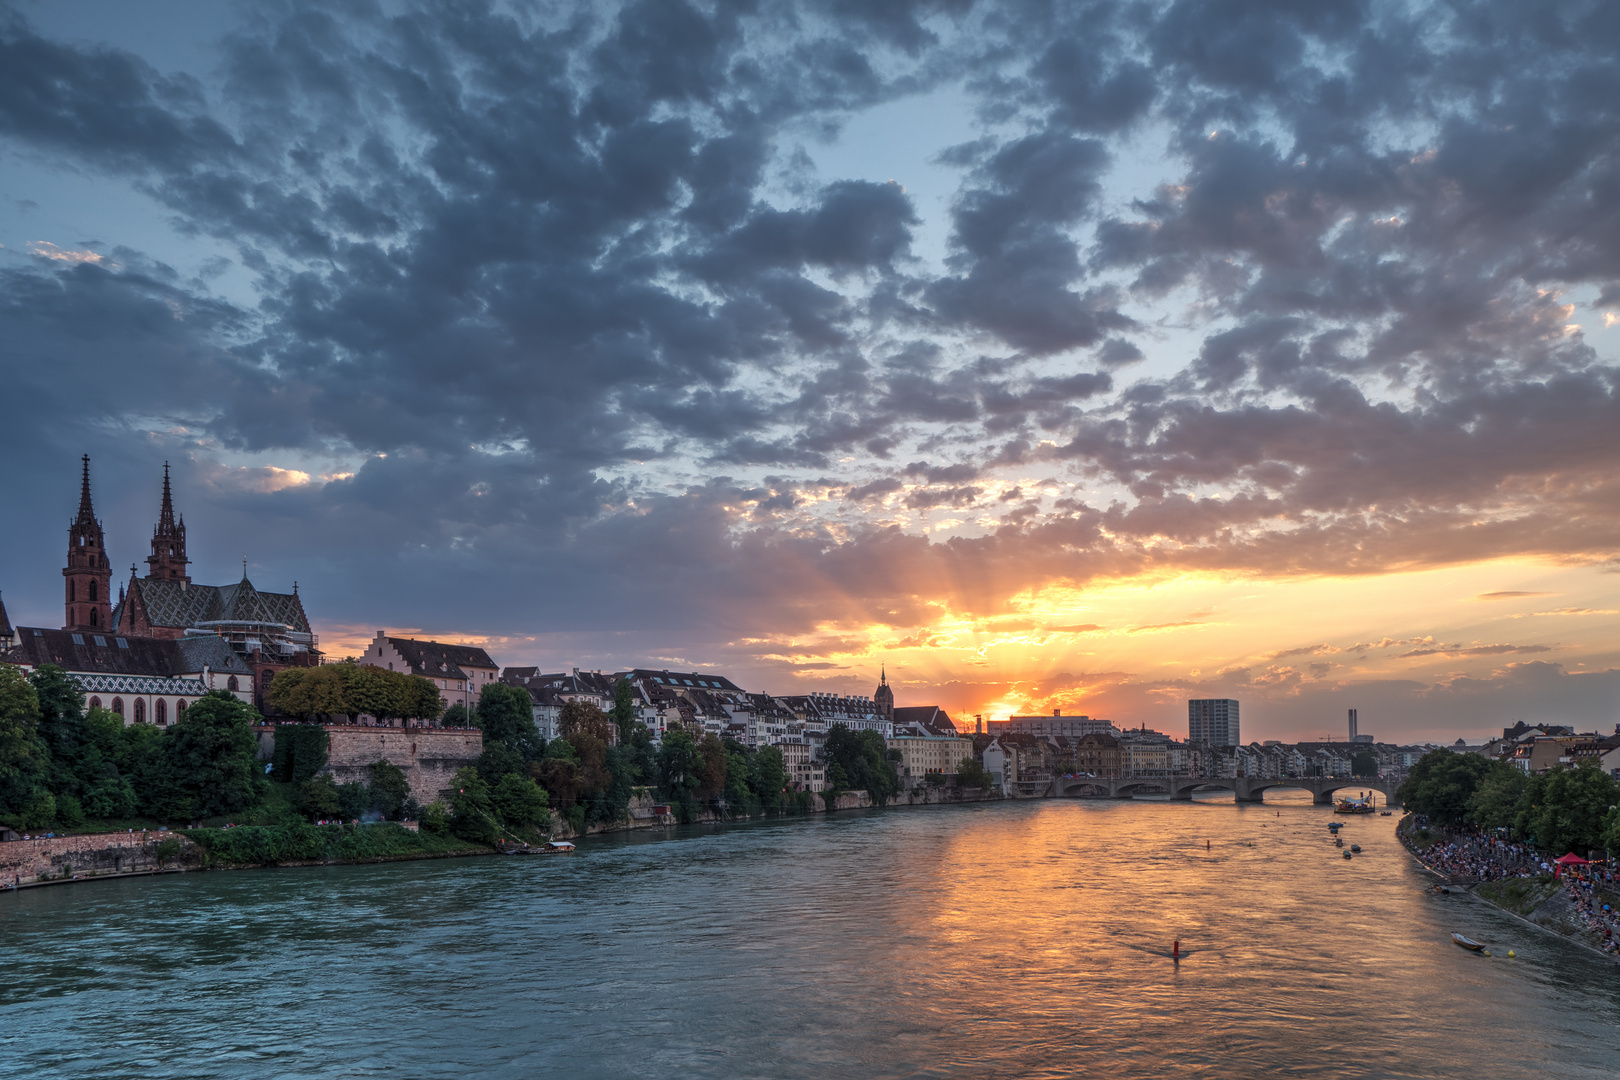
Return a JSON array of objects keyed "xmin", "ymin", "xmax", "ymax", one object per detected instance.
[
  {"xmin": 1405, "ymin": 815, "xmax": 1620, "ymax": 956},
  {"xmin": 1405, "ymin": 817, "xmax": 1542, "ymax": 881}
]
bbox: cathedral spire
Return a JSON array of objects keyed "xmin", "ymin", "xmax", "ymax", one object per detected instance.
[
  {"xmin": 146, "ymin": 461, "xmax": 190, "ymax": 584},
  {"xmin": 64, "ymin": 455, "xmax": 112, "ymax": 631}
]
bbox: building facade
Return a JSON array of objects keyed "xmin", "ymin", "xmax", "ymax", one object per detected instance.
[{"xmin": 1188, "ymin": 699, "xmax": 1240, "ymax": 746}]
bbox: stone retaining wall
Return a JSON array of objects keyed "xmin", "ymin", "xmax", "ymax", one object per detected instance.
[
  {"xmin": 0, "ymin": 831, "xmax": 201, "ymax": 888},
  {"xmin": 255, "ymin": 725, "xmax": 485, "ymax": 806}
]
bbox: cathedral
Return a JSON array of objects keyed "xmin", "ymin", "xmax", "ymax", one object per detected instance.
[{"xmin": 54, "ymin": 456, "xmax": 320, "ymax": 710}]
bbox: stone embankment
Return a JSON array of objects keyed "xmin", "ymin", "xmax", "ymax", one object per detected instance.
[{"xmin": 0, "ymin": 831, "xmax": 203, "ymax": 889}]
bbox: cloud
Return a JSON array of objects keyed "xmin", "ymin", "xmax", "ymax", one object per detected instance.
[
  {"xmin": 1476, "ymin": 591, "xmax": 1555, "ymax": 600},
  {"xmin": 1398, "ymin": 644, "xmax": 1555, "ymax": 659}
]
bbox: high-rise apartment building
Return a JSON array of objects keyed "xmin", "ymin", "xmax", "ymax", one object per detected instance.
[
  {"xmin": 1348, "ymin": 708, "xmax": 1358, "ymax": 741},
  {"xmin": 1188, "ymin": 699, "xmax": 1240, "ymax": 746}
]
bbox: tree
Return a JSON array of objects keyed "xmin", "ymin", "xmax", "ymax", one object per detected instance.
[
  {"xmin": 656, "ymin": 726, "xmax": 702, "ymax": 800},
  {"xmin": 696, "ymin": 733, "xmax": 728, "ymax": 801},
  {"xmin": 80, "ymin": 707, "xmax": 139, "ymax": 818},
  {"xmin": 1396, "ymin": 749, "xmax": 1491, "ymax": 825},
  {"xmin": 406, "ymin": 676, "xmax": 445, "ymax": 723},
  {"xmin": 299, "ymin": 774, "xmax": 341, "ymax": 820},
  {"xmin": 442, "ymin": 703, "xmax": 472, "ymax": 728},
  {"xmin": 30, "ymin": 664, "xmax": 90, "ymax": 799},
  {"xmin": 267, "ymin": 666, "xmax": 350, "ymax": 721},
  {"xmin": 956, "ymin": 756, "xmax": 993, "ymax": 792},
  {"xmin": 368, "ymin": 760, "xmax": 411, "ymax": 819},
  {"xmin": 0, "ymin": 666, "xmax": 50, "ymax": 828},
  {"xmin": 722, "ymin": 742, "xmax": 752, "ymax": 807},
  {"xmin": 447, "ymin": 766, "xmax": 498, "ymax": 844},
  {"xmin": 146, "ymin": 690, "xmax": 267, "ymax": 821},
  {"xmin": 749, "ymin": 746, "xmax": 787, "ymax": 802},
  {"xmin": 1515, "ymin": 762, "xmax": 1618, "ymax": 855},
  {"xmin": 822, "ymin": 724, "xmax": 900, "ymax": 805},
  {"xmin": 492, "ymin": 773, "xmax": 550, "ymax": 827},
  {"xmin": 559, "ymin": 699, "xmax": 613, "ymax": 744},
  {"xmin": 1350, "ymin": 751, "xmax": 1379, "ymax": 778},
  {"xmin": 612, "ymin": 678, "xmax": 638, "ymax": 744},
  {"xmin": 477, "ymin": 683, "xmax": 542, "ymax": 759},
  {"xmin": 1468, "ymin": 760, "xmax": 1527, "ymax": 832}
]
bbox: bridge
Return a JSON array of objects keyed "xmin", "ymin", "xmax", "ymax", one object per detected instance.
[{"xmin": 1046, "ymin": 773, "xmax": 1400, "ymax": 806}]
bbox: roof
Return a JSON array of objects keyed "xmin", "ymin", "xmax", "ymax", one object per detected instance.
[
  {"xmin": 0, "ymin": 593, "xmax": 11, "ymax": 639},
  {"xmin": 617, "ymin": 669, "xmax": 745, "ymax": 693},
  {"xmin": 5, "ymin": 627, "xmax": 251, "ymax": 676},
  {"xmin": 112, "ymin": 575, "xmax": 310, "ymax": 633},
  {"xmin": 386, "ymin": 637, "xmax": 498, "ymax": 679},
  {"xmin": 893, "ymin": 705, "xmax": 958, "ymax": 736}
]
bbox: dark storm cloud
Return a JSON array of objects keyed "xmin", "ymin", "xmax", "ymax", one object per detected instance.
[{"xmin": 1, "ymin": 0, "xmax": 1618, "ymax": 717}]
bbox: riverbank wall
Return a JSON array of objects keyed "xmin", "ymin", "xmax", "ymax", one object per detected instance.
[{"xmin": 0, "ymin": 831, "xmax": 203, "ymax": 889}]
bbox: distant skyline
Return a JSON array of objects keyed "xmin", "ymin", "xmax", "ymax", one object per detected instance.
[{"xmin": 1, "ymin": 1, "xmax": 1617, "ymax": 742}]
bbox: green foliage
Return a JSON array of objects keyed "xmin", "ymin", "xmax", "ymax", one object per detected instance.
[
  {"xmin": 420, "ymin": 801, "xmax": 450, "ymax": 833},
  {"xmin": 492, "ymin": 773, "xmax": 550, "ymax": 826},
  {"xmin": 299, "ymin": 774, "xmax": 341, "ymax": 820},
  {"xmin": 448, "ymin": 766, "xmax": 499, "ymax": 844},
  {"xmin": 956, "ymin": 756, "xmax": 993, "ymax": 792},
  {"xmin": 269, "ymin": 663, "xmax": 444, "ymax": 724},
  {"xmin": 30, "ymin": 664, "xmax": 90, "ymax": 800},
  {"xmin": 337, "ymin": 782, "xmax": 371, "ymax": 821},
  {"xmin": 822, "ymin": 724, "xmax": 900, "ymax": 806},
  {"xmin": 476, "ymin": 683, "xmax": 543, "ymax": 759},
  {"xmin": 368, "ymin": 760, "xmax": 411, "ymax": 819},
  {"xmin": 478, "ymin": 743, "xmax": 527, "ymax": 786},
  {"xmin": 1350, "ymin": 751, "xmax": 1379, "ymax": 777},
  {"xmin": 271, "ymin": 724, "xmax": 330, "ymax": 783},
  {"xmin": 442, "ymin": 703, "xmax": 472, "ymax": 727},
  {"xmin": 559, "ymin": 700, "xmax": 613, "ymax": 743},
  {"xmin": 0, "ymin": 664, "xmax": 50, "ymax": 829},
  {"xmin": 1514, "ymin": 761, "xmax": 1617, "ymax": 855},
  {"xmin": 182, "ymin": 822, "xmax": 475, "ymax": 865},
  {"xmin": 1396, "ymin": 749, "xmax": 1491, "ymax": 825},
  {"xmin": 143, "ymin": 691, "xmax": 267, "ymax": 822},
  {"xmin": 612, "ymin": 678, "xmax": 637, "ymax": 744},
  {"xmin": 153, "ymin": 836, "xmax": 183, "ymax": 864},
  {"xmin": 54, "ymin": 793, "xmax": 86, "ymax": 828},
  {"xmin": 749, "ymin": 746, "xmax": 787, "ymax": 801},
  {"xmin": 1468, "ymin": 760, "xmax": 1528, "ymax": 832}
]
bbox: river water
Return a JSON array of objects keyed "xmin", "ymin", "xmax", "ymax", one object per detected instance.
[{"xmin": 3, "ymin": 794, "xmax": 1618, "ymax": 1079}]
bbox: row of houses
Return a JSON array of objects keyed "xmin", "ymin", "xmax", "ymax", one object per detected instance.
[{"xmin": 1453, "ymin": 721, "xmax": 1620, "ymax": 778}]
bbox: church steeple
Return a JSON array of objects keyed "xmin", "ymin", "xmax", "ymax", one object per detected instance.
[
  {"xmin": 873, "ymin": 665, "xmax": 895, "ymax": 722},
  {"xmin": 146, "ymin": 461, "xmax": 190, "ymax": 584},
  {"xmin": 64, "ymin": 455, "xmax": 112, "ymax": 631}
]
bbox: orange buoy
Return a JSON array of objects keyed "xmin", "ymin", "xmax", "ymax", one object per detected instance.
[{"xmin": 1172, "ymin": 939, "xmax": 1181, "ymax": 960}]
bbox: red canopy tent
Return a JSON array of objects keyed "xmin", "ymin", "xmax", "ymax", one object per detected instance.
[{"xmin": 1554, "ymin": 852, "xmax": 1590, "ymax": 877}]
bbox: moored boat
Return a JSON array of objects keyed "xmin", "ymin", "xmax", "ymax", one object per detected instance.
[
  {"xmin": 1334, "ymin": 792, "xmax": 1377, "ymax": 814},
  {"xmin": 1451, "ymin": 933, "xmax": 1484, "ymax": 951}
]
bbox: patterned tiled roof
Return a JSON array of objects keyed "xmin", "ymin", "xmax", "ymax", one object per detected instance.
[
  {"xmin": 111, "ymin": 576, "xmax": 309, "ymax": 633},
  {"xmin": 4, "ymin": 627, "xmax": 250, "ymax": 676},
  {"xmin": 73, "ymin": 672, "xmax": 208, "ymax": 696}
]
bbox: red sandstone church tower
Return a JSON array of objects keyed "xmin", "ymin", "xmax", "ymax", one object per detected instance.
[
  {"xmin": 63, "ymin": 455, "xmax": 112, "ymax": 630},
  {"xmin": 874, "ymin": 666, "xmax": 894, "ymax": 722},
  {"xmin": 145, "ymin": 462, "xmax": 190, "ymax": 583}
]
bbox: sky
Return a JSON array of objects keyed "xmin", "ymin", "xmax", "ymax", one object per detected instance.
[{"xmin": 1, "ymin": 0, "xmax": 1617, "ymax": 743}]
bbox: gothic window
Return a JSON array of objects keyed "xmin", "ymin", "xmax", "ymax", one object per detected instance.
[
  {"xmin": 89, "ymin": 697, "xmax": 102, "ymax": 710},
  {"xmin": 156, "ymin": 699, "xmax": 167, "ymax": 725},
  {"xmin": 262, "ymin": 671, "xmax": 274, "ymax": 689},
  {"xmin": 176, "ymin": 699, "xmax": 187, "ymax": 715},
  {"xmin": 90, "ymin": 608, "xmax": 99, "ymax": 627},
  {"xmin": 69, "ymin": 580, "xmax": 75, "ymax": 602},
  {"xmin": 227, "ymin": 676, "xmax": 239, "ymax": 692},
  {"xmin": 134, "ymin": 699, "xmax": 145, "ymax": 724},
  {"xmin": 89, "ymin": 580, "xmax": 98, "ymax": 602},
  {"xmin": 112, "ymin": 697, "xmax": 124, "ymax": 717}
]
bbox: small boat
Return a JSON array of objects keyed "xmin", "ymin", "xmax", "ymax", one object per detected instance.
[
  {"xmin": 1343, "ymin": 850, "xmax": 1353, "ymax": 859},
  {"xmin": 1327, "ymin": 822, "xmax": 1344, "ymax": 832},
  {"xmin": 541, "ymin": 841, "xmax": 576, "ymax": 855},
  {"xmin": 1350, "ymin": 844, "xmax": 1361, "ymax": 853},
  {"xmin": 1335, "ymin": 837, "xmax": 1344, "ymax": 847},
  {"xmin": 1379, "ymin": 811, "xmax": 1393, "ymax": 817},
  {"xmin": 1451, "ymin": 933, "xmax": 1484, "ymax": 951}
]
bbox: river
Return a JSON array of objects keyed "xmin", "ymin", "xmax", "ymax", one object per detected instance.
[{"xmin": 3, "ymin": 794, "xmax": 1617, "ymax": 1079}]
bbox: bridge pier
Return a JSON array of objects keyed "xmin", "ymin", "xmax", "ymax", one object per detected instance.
[{"xmin": 1314, "ymin": 790, "xmax": 1336, "ymax": 806}]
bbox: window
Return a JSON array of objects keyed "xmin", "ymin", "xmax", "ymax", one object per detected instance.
[
  {"xmin": 262, "ymin": 671, "xmax": 274, "ymax": 689},
  {"xmin": 89, "ymin": 697, "xmax": 102, "ymax": 710},
  {"xmin": 177, "ymin": 699, "xmax": 187, "ymax": 715},
  {"xmin": 227, "ymin": 676, "xmax": 239, "ymax": 691},
  {"xmin": 156, "ymin": 699, "xmax": 167, "ymax": 725},
  {"xmin": 134, "ymin": 699, "xmax": 145, "ymax": 723},
  {"xmin": 116, "ymin": 638, "xmax": 128, "ymax": 648},
  {"xmin": 90, "ymin": 609, "xmax": 99, "ymax": 627},
  {"xmin": 111, "ymin": 697, "xmax": 123, "ymax": 717},
  {"xmin": 89, "ymin": 580, "xmax": 98, "ymax": 602},
  {"xmin": 71, "ymin": 633, "xmax": 85, "ymax": 645},
  {"xmin": 93, "ymin": 635, "xmax": 106, "ymax": 647},
  {"xmin": 69, "ymin": 580, "xmax": 76, "ymax": 602}
]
